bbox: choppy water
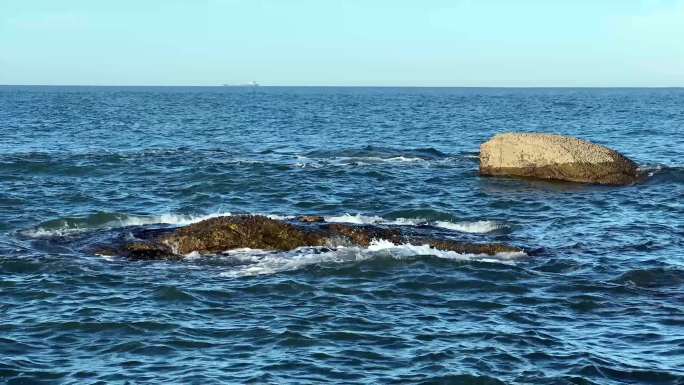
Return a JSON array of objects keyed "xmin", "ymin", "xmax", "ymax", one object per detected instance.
[{"xmin": 1, "ymin": 86, "xmax": 683, "ymax": 384}]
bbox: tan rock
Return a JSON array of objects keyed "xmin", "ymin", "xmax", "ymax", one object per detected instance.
[{"xmin": 480, "ymin": 133, "xmax": 639, "ymax": 185}]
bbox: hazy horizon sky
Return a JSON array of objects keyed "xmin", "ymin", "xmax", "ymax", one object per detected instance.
[{"xmin": 1, "ymin": 0, "xmax": 683, "ymax": 87}]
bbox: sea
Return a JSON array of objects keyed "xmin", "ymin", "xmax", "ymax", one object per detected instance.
[{"xmin": 1, "ymin": 86, "xmax": 683, "ymax": 385}]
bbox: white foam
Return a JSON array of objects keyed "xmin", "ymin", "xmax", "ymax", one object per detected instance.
[
  {"xmin": 118, "ymin": 212, "xmax": 234, "ymax": 227},
  {"xmin": 217, "ymin": 239, "xmax": 526, "ymax": 277},
  {"xmin": 323, "ymin": 214, "xmax": 505, "ymax": 234},
  {"xmin": 25, "ymin": 211, "xmax": 506, "ymax": 239},
  {"xmin": 184, "ymin": 251, "xmax": 202, "ymax": 259},
  {"xmin": 96, "ymin": 253, "xmax": 118, "ymax": 262},
  {"xmin": 263, "ymin": 214, "xmax": 295, "ymax": 221},
  {"xmin": 22, "ymin": 227, "xmax": 86, "ymax": 238},
  {"xmin": 433, "ymin": 220, "xmax": 507, "ymax": 234},
  {"xmin": 323, "ymin": 213, "xmax": 429, "ymax": 226},
  {"xmin": 349, "ymin": 156, "xmax": 425, "ymax": 163},
  {"xmin": 637, "ymin": 164, "xmax": 661, "ymax": 177},
  {"xmin": 293, "ymin": 155, "xmax": 432, "ymax": 168},
  {"xmin": 387, "ymin": 217, "xmax": 428, "ymax": 226},
  {"xmin": 293, "ymin": 156, "xmax": 322, "ymax": 169},
  {"xmin": 22, "ymin": 212, "xmax": 235, "ymax": 238},
  {"xmin": 324, "ymin": 213, "xmax": 386, "ymax": 224}
]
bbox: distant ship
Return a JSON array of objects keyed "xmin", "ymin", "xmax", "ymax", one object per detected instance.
[{"xmin": 222, "ymin": 81, "xmax": 259, "ymax": 87}]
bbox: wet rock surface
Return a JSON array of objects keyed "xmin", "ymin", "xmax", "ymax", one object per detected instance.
[{"xmin": 103, "ymin": 215, "xmax": 523, "ymax": 260}]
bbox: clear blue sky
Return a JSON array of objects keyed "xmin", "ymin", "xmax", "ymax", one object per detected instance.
[{"xmin": 1, "ymin": 0, "xmax": 683, "ymax": 86}]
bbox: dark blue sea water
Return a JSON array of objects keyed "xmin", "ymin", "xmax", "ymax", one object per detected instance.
[{"xmin": 1, "ymin": 86, "xmax": 683, "ymax": 385}]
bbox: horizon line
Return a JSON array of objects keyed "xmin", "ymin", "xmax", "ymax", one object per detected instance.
[{"xmin": 1, "ymin": 84, "xmax": 684, "ymax": 89}]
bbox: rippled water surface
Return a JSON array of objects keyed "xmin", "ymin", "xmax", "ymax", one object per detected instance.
[{"xmin": 1, "ymin": 86, "xmax": 683, "ymax": 384}]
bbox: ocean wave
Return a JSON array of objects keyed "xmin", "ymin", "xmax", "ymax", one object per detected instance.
[
  {"xmin": 23, "ymin": 211, "xmax": 506, "ymax": 238},
  {"xmin": 638, "ymin": 164, "xmax": 684, "ymax": 184},
  {"xmin": 304, "ymin": 146, "xmax": 448, "ymax": 160},
  {"xmin": 216, "ymin": 239, "xmax": 526, "ymax": 277},
  {"xmin": 612, "ymin": 267, "xmax": 684, "ymax": 288},
  {"xmin": 293, "ymin": 155, "xmax": 434, "ymax": 168},
  {"xmin": 22, "ymin": 212, "xmax": 235, "ymax": 238},
  {"xmin": 323, "ymin": 213, "xmax": 388, "ymax": 224},
  {"xmin": 293, "ymin": 146, "xmax": 461, "ymax": 168},
  {"xmin": 433, "ymin": 220, "xmax": 508, "ymax": 233},
  {"xmin": 324, "ymin": 213, "xmax": 509, "ymax": 234}
]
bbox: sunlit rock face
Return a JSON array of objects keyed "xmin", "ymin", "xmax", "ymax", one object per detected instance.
[{"xmin": 480, "ymin": 133, "xmax": 639, "ymax": 185}]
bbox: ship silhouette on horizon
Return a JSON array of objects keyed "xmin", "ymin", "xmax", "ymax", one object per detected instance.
[{"xmin": 222, "ymin": 81, "xmax": 260, "ymax": 87}]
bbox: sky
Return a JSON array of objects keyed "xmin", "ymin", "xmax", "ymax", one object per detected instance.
[{"xmin": 1, "ymin": 0, "xmax": 683, "ymax": 86}]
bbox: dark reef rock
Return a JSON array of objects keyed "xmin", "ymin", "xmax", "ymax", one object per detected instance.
[
  {"xmin": 296, "ymin": 215, "xmax": 325, "ymax": 223},
  {"xmin": 104, "ymin": 215, "xmax": 523, "ymax": 261},
  {"xmin": 118, "ymin": 241, "xmax": 179, "ymax": 261},
  {"xmin": 162, "ymin": 215, "xmax": 323, "ymax": 254}
]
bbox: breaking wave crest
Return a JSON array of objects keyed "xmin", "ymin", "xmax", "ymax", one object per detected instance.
[
  {"xmin": 638, "ymin": 164, "xmax": 684, "ymax": 184},
  {"xmin": 22, "ymin": 212, "xmax": 236, "ymax": 238},
  {"xmin": 294, "ymin": 155, "xmax": 431, "ymax": 168},
  {"xmin": 23, "ymin": 211, "xmax": 509, "ymax": 238},
  {"xmin": 215, "ymin": 239, "xmax": 526, "ymax": 277},
  {"xmin": 304, "ymin": 146, "xmax": 448, "ymax": 160},
  {"xmin": 433, "ymin": 220, "xmax": 508, "ymax": 233},
  {"xmin": 324, "ymin": 213, "xmax": 509, "ymax": 234},
  {"xmin": 293, "ymin": 146, "xmax": 462, "ymax": 168}
]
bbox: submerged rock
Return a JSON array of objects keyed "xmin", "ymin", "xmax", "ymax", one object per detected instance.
[
  {"xmin": 109, "ymin": 215, "xmax": 522, "ymax": 260},
  {"xmin": 479, "ymin": 133, "xmax": 639, "ymax": 185}
]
